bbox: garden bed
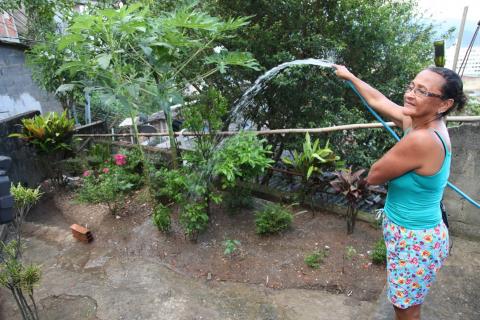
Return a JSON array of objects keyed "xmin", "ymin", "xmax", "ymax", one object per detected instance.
[{"xmin": 28, "ymin": 188, "xmax": 386, "ymax": 302}]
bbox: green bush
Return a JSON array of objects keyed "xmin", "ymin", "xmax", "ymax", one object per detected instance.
[
  {"xmin": 180, "ymin": 202, "xmax": 209, "ymax": 240},
  {"xmin": 152, "ymin": 204, "xmax": 171, "ymax": 232},
  {"xmin": 255, "ymin": 203, "xmax": 293, "ymax": 234},
  {"xmin": 77, "ymin": 165, "xmax": 136, "ymax": 215},
  {"xmin": 150, "ymin": 168, "xmax": 188, "ymax": 204},
  {"xmin": 372, "ymin": 239, "xmax": 387, "ymax": 265},
  {"xmin": 304, "ymin": 250, "xmax": 328, "ymax": 269},
  {"xmin": 213, "ymin": 132, "xmax": 273, "ymax": 189}
]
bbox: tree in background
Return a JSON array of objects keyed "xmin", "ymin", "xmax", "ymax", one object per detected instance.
[{"xmin": 204, "ymin": 0, "xmax": 453, "ymax": 171}]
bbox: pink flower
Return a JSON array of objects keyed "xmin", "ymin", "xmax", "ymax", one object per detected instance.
[
  {"xmin": 413, "ymin": 244, "xmax": 421, "ymax": 251},
  {"xmin": 113, "ymin": 154, "xmax": 127, "ymax": 166},
  {"xmin": 102, "ymin": 168, "xmax": 110, "ymax": 174},
  {"xmin": 83, "ymin": 170, "xmax": 91, "ymax": 177}
]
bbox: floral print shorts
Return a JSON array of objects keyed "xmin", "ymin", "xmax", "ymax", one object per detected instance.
[{"xmin": 382, "ymin": 216, "xmax": 449, "ymax": 309}]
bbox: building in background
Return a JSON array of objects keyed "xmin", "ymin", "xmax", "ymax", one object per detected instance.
[
  {"xmin": 0, "ymin": 11, "xmax": 62, "ymax": 121},
  {"xmin": 446, "ymin": 45, "xmax": 480, "ymax": 77}
]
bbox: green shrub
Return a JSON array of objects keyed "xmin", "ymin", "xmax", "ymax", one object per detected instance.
[
  {"xmin": 180, "ymin": 202, "xmax": 209, "ymax": 240},
  {"xmin": 151, "ymin": 168, "xmax": 188, "ymax": 204},
  {"xmin": 152, "ymin": 204, "xmax": 171, "ymax": 232},
  {"xmin": 77, "ymin": 165, "xmax": 136, "ymax": 215},
  {"xmin": 304, "ymin": 250, "xmax": 328, "ymax": 269},
  {"xmin": 255, "ymin": 203, "xmax": 293, "ymax": 234},
  {"xmin": 213, "ymin": 132, "xmax": 273, "ymax": 189},
  {"xmin": 223, "ymin": 239, "xmax": 241, "ymax": 257},
  {"xmin": 372, "ymin": 239, "xmax": 387, "ymax": 265}
]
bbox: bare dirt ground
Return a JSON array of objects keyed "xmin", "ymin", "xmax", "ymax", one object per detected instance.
[{"xmin": 27, "ymin": 188, "xmax": 386, "ymax": 302}]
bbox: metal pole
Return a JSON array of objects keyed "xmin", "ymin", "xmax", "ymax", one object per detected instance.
[{"xmin": 452, "ymin": 6, "xmax": 468, "ymax": 72}]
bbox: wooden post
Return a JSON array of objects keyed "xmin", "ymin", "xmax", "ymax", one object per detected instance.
[{"xmin": 452, "ymin": 6, "xmax": 469, "ymax": 72}]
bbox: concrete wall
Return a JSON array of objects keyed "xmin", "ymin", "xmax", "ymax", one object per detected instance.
[
  {"xmin": 0, "ymin": 42, "xmax": 62, "ymax": 121},
  {"xmin": 444, "ymin": 123, "xmax": 480, "ymax": 240}
]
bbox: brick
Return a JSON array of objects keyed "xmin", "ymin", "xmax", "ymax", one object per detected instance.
[{"xmin": 70, "ymin": 224, "xmax": 93, "ymax": 243}]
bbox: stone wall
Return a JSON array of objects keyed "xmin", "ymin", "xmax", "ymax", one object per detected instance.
[
  {"xmin": 0, "ymin": 42, "xmax": 62, "ymax": 121},
  {"xmin": 444, "ymin": 123, "xmax": 480, "ymax": 240}
]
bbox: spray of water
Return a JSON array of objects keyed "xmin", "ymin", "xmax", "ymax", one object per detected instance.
[{"xmin": 229, "ymin": 58, "xmax": 335, "ymax": 129}]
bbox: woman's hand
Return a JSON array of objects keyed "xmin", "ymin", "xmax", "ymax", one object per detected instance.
[{"xmin": 333, "ymin": 64, "xmax": 354, "ymax": 81}]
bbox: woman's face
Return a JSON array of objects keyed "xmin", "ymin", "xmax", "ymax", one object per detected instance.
[{"xmin": 403, "ymin": 70, "xmax": 446, "ymax": 118}]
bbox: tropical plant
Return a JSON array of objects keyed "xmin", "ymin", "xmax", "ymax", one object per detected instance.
[
  {"xmin": 304, "ymin": 249, "xmax": 328, "ymax": 269},
  {"xmin": 282, "ymin": 133, "xmax": 342, "ymax": 203},
  {"xmin": 283, "ymin": 133, "xmax": 341, "ymax": 180},
  {"xmin": 9, "ymin": 184, "xmax": 43, "ymax": 258},
  {"xmin": 255, "ymin": 203, "xmax": 293, "ymax": 235},
  {"xmin": 9, "ymin": 111, "xmax": 75, "ymax": 155},
  {"xmin": 330, "ymin": 168, "xmax": 378, "ymax": 234},
  {"xmin": 371, "ymin": 238, "xmax": 387, "ymax": 265},
  {"xmin": 1, "ymin": 183, "xmax": 43, "ymax": 320},
  {"xmin": 42, "ymin": 3, "xmax": 259, "ymax": 170},
  {"xmin": 0, "ymin": 240, "xmax": 41, "ymax": 320}
]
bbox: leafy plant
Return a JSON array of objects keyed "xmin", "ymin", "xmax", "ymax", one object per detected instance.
[
  {"xmin": 180, "ymin": 202, "xmax": 209, "ymax": 241},
  {"xmin": 344, "ymin": 246, "xmax": 357, "ymax": 260},
  {"xmin": 152, "ymin": 204, "xmax": 172, "ymax": 232},
  {"xmin": 9, "ymin": 184, "xmax": 43, "ymax": 257},
  {"xmin": 151, "ymin": 168, "xmax": 188, "ymax": 204},
  {"xmin": 213, "ymin": 132, "xmax": 274, "ymax": 189},
  {"xmin": 330, "ymin": 168, "xmax": 378, "ymax": 234},
  {"xmin": 0, "ymin": 241, "xmax": 42, "ymax": 320},
  {"xmin": 2, "ymin": 184, "xmax": 43, "ymax": 320},
  {"xmin": 283, "ymin": 133, "xmax": 341, "ymax": 180},
  {"xmin": 283, "ymin": 133, "xmax": 342, "ymax": 204},
  {"xmin": 77, "ymin": 165, "xmax": 136, "ymax": 215},
  {"xmin": 371, "ymin": 239, "xmax": 387, "ymax": 265},
  {"xmin": 223, "ymin": 239, "xmax": 241, "ymax": 258},
  {"xmin": 9, "ymin": 111, "xmax": 75, "ymax": 155},
  {"xmin": 255, "ymin": 203, "xmax": 293, "ymax": 235},
  {"xmin": 304, "ymin": 249, "xmax": 328, "ymax": 269}
]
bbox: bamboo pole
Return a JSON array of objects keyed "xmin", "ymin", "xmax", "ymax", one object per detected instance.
[{"xmin": 73, "ymin": 116, "xmax": 480, "ymax": 138}]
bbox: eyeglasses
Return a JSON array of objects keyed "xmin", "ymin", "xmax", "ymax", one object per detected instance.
[{"xmin": 405, "ymin": 84, "xmax": 444, "ymax": 99}]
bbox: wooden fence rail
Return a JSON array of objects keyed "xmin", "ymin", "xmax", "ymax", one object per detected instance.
[{"xmin": 73, "ymin": 116, "xmax": 480, "ymax": 138}]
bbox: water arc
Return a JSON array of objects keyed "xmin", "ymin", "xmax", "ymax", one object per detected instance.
[{"xmin": 230, "ymin": 59, "xmax": 480, "ymax": 209}]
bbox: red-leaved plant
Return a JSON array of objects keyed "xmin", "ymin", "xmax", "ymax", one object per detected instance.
[{"xmin": 330, "ymin": 168, "xmax": 379, "ymax": 234}]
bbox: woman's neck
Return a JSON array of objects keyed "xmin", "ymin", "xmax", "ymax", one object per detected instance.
[{"xmin": 411, "ymin": 115, "xmax": 443, "ymax": 130}]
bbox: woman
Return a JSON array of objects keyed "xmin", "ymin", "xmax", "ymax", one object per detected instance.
[{"xmin": 334, "ymin": 65, "xmax": 466, "ymax": 320}]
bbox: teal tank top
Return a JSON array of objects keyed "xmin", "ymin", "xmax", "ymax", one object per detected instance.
[{"xmin": 384, "ymin": 130, "xmax": 451, "ymax": 229}]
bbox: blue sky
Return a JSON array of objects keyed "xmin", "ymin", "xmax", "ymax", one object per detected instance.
[{"xmin": 416, "ymin": 0, "xmax": 480, "ymax": 48}]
